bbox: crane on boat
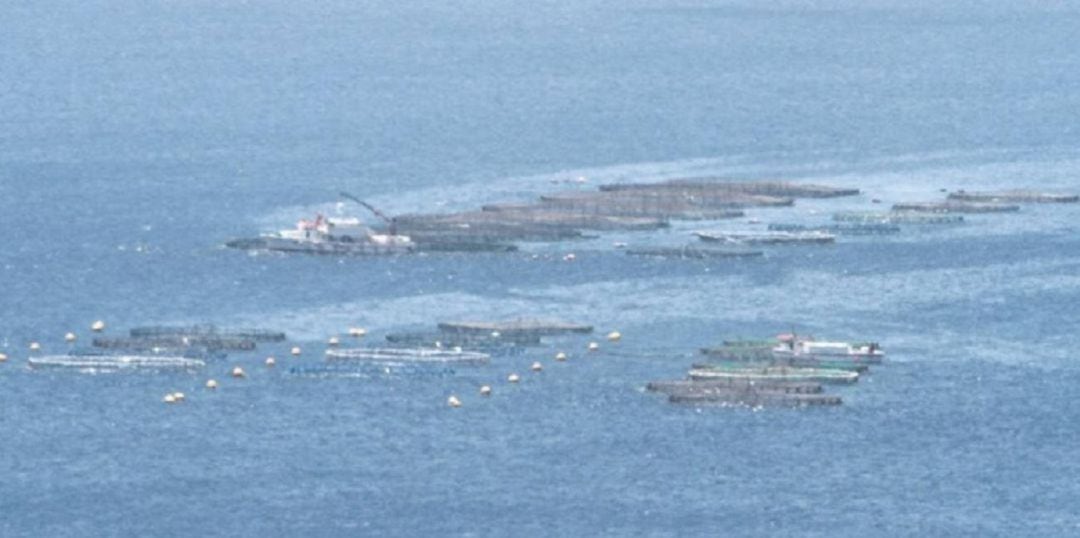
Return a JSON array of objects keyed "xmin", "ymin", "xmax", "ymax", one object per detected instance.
[{"xmin": 340, "ymin": 191, "xmax": 398, "ymax": 235}]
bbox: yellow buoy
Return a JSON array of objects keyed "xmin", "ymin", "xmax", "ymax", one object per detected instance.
[
  {"xmin": 327, "ymin": 336, "xmax": 340, "ymax": 347},
  {"xmin": 205, "ymin": 379, "xmax": 218, "ymax": 390},
  {"xmin": 588, "ymin": 342, "xmax": 599, "ymax": 352},
  {"xmin": 265, "ymin": 357, "xmax": 276, "ymax": 367},
  {"xmin": 607, "ymin": 331, "xmax": 622, "ymax": 342},
  {"xmin": 64, "ymin": 332, "xmax": 78, "ymax": 343},
  {"xmin": 479, "ymin": 385, "xmax": 492, "ymax": 396},
  {"xmin": 163, "ymin": 393, "xmax": 177, "ymax": 404},
  {"xmin": 508, "ymin": 373, "xmax": 520, "ymax": 383},
  {"xmin": 447, "ymin": 395, "xmax": 462, "ymax": 408},
  {"xmin": 531, "ymin": 361, "xmax": 543, "ymax": 372},
  {"xmin": 231, "ymin": 366, "xmax": 246, "ymax": 378},
  {"xmin": 29, "ymin": 342, "xmax": 41, "ymax": 352},
  {"xmin": 555, "ymin": 352, "xmax": 567, "ymax": 362},
  {"xmin": 348, "ymin": 327, "xmax": 367, "ymax": 338},
  {"xmin": 173, "ymin": 392, "xmax": 186, "ymax": 402},
  {"xmin": 91, "ymin": 320, "xmax": 106, "ymax": 332},
  {"xmin": 291, "ymin": 346, "xmax": 302, "ymax": 356}
]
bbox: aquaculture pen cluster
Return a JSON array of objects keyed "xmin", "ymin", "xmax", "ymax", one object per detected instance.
[
  {"xmin": 384, "ymin": 179, "xmax": 862, "ymax": 253},
  {"xmin": 6, "ymin": 181, "xmax": 1076, "ymax": 412},
  {"xmin": 647, "ymin": 335, "xmax": 882, "ymax": 408}
]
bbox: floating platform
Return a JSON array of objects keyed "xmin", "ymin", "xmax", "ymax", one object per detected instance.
[
  {"xmin": 437, "ymin": 319, "xmax": 593, "ymax": 336},
  {"xmin": 694, "ymin": 230, "xmax": 836, "ymax": 245},
  {"xmin": 832, "ymin": 211, "xmax": 964, "ymax": 225},
  {"xmin": 947, "ymin": 190, "xmax": 1079, "ymax": 204},
  {"xmin": 227, "ymin": 237, "xmax": 415, "ymax": 256},
  {"xmin": 28, "ymin": 354, "xmax": 206, "ymax": 371},
  {"xmin": 668, "ymin": 392, "xmax": 842, "ymax": 407},
  {"xmin": 646, "ymin": 379, "xmax": 823, "ymax": 394},
  {"xmin": 476, "ymin": 205, "xmax": 671, "ymax": 231},
  {"xmin": 411, "ymin": 238, "xmax": 519, "ymax": 252},
  {"xmin": 93, "ymin": 336, "xmax": 257, "ymax": 351},
  {"xmin": 625, "ymin": 246, "xmax": 764, "ymax": 259},
  {"xmin": 700, "ymin": 346, "xmax": 775, "ymax": 361},
  {"xmin": 324, "ymin": 347, "xmax": 491, "ymax": 365},
  {"xmin": 70, "ymin": 346, "xmax": 225, "ymax": 360},
  {"xmin": 693, "ymin": 360, "xmax": 869, "ymax": 374},
  {"xmin": 768, "ymin": 223, "xmax": 901, "ymax": 235},
  {"xmin": 891, "ymin": 201, "xmax": 1020, "ymax": 214},
  {"xmin": 599, "ymin": 179, "xmax": 860, "ymax": 198},
  {"xmin": 130, "ymin": 325, "xmax": 286, "ymax": 342},
  {"xmin": 688, "ymin": 365, "xmax": 859, "ymax": 384}
]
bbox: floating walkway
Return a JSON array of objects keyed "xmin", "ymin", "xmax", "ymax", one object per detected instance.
[
  {"xmin": 28, "ymin": 354, "xmax": 206, "ymax": 371},
  {"xmin": 947, "ymin": 190, "xmax": 1078, "ymax": 203},
  {"xmin": 93, "ymin": 336, "xmax": 257, "ymax": 351},
  {"xmin": 768, "ymin": 223, "xmax": 901, "ymax": 235},
  {"xmin": 833, "ymin": 211, "xmax": 964, "ymax": 225},
  {"xmin": 130, "ymin": 325, "xmax": 286, "ymax": 342},
  {"xmin": 668, "ymin": 392, "xmax": 842, "ymax": 407},
  {"xmin": 891, "ymin": 201, "xmax": 1020, "ymax": 214},
  {"xmin": 625, "ymin": 246, "xmax": 764, "ymax": 259},
  {"xmin": 688, "ymin": 365, "xmax": 859, "ymax": 384},
  {"xmin": 324, "ymin": 347, "xmax": 491, "ymax": 365},
  {"xmin": 694, "ymin": 230, "xmax": 836, "ymax": 245},
  {"xmin": 646, "ymin": 379, "xmax": 824, "ymax": 395},
  {"xmin": 437, "ymin": 319, "xmax": 593, "ymax": 336},
  {"xmin": 385, "ymin": 331, "xmax": 541, "ymax": 347},
  {"xmin": 599, "ymin": 179, "xmax": 860, "ymax": 198}
]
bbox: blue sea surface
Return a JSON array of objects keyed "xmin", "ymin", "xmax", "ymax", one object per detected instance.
[{"xmin": 2, "ymin": 1, "xmax": 1080, "ymax": 536}]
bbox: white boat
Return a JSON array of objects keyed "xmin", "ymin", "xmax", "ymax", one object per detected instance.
[
  {"xmin": 227, "ymin": 214, "xmax": 415, "ymax": 255},
  {"xmin": 772, "ymin": 339, "xmax": 884, "ymax": 364}
]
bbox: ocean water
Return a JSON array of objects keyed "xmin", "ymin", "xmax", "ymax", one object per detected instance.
[{"xmin": 2, "ymin": 1, "xmax": 1080, "ymax": 535}]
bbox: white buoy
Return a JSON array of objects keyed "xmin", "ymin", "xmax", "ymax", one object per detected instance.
[
  {"xmin": 348, "ymin": 327, "xmax": 367, "ymax": 338},
  {"xmin": 607, "ymin": 331, "xmax": 622, "ymax": 342},
  {"xmin": 563, "ymin": 253, "xmax": 576, "ymax": 261},
  {"xmin": 265, "ymin": 357, "xmax": 276, "ymax": 367},
  {"xmin": 231, "ymin": 366, "xmax": 246, "ymax": 378},
  {"xmin": 447, "ymin": 395, "xmax": 462, "ymax": 408},
  {"xmin": 0, "ymin": 353, "xmax": 8, "ymax": 363},
  {"xmin": 588, "ymin": 342, "xmax": 600, "ymax": 352},
  {"xmin": 531, "ymin": 361, "xmax": 543, "ymax": 372},
  {"xmin": 163, "ymin": 393, "xmax": 177, "ymax": 404},
  {"xmin": 29, "ymin": 342, "xmax": 41, "ymax": 352},
  {"xmin": 479, "ymin": 385, "xmax": 492, "ymax": 396},
  {"xmin": 291, "ymin": 346, "xmax": 301, "ymax": 356},
  {"xmin": 508, "ymin": 373, "xmax": 520, "ymax": 383},
  {"xmin": 91, "ymin": 320, "xmax": 106, "ymax": 332},
  {"xmin": 555, "ymin": 352, "xmax": 567, "ymax": 362},
  {"xmin": 173, "ymin": 392, "xmax": 185, "ymax": 402},
  {"xmin": 64, "ymin": 332, "xmax": 77, "ymax": 343},
  {"xmin": 327, "ymin": 336, "xmax": 340, "ymax": 347},
  {"xmin": 491, "ymin": 331, "xmax": 501, "ymax": 338},
  {"xmin": 205, "ymin": 379, "xmax": 218, "ymax": 390}
]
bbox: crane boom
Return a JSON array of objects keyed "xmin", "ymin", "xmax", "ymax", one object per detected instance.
[{"xmin": 340, "ymin": 191, "xmax": 397, "ymax": 234}]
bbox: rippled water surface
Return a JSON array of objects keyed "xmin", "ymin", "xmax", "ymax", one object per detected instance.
[{"xmin": 3, "ymin": 1, "xmax": 1080, "ymax": 536}]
